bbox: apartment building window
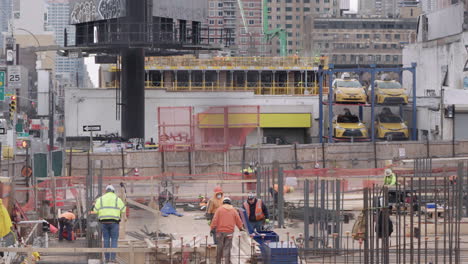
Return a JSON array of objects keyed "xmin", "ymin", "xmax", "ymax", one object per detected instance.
[
  {"xmin": 277, "ymin": 16, "xmax": 281, "ymax": 19},
  {"xmin": 393, "ymin": 55, "xmax": 399, "ymax": 62},
  {"xmin": 344, "ymin": 34, "xmax": 349, "ymax": 39},
  {"xmin": 249, "ymin": 12, "xmax": 254, "ymax": 16},
  {"xmin": 359, "ymin": 55, "xmax": 364, "ymax": 62},
  {"xmin": 316, "ymin": 8, "xmax": 320, "ymax": 12},
  {"xmin": 324, "ymin": 0, "xmax": 329, "ymax": 2},
  {"xmin": 218, "ymin": 3, "xmax": 223, "ymax": 7},
  {"xmin": 324, "ymin": 8, "xmax": 329, "ymax": 12},
  {"xmin": 374, "ymin": 44, "xmax": 380, "ymax": 49},
  {"xmin": 391, "ymin": 44, "xmax": 397, "ymax": 49},
  {"xmin": 286, "ymin": 24, "xmax": 293, "ymax": 28},
  {"xmin": 209, "ymin": 2, "xmax": 215, "ymax": 8},
  {"xmin": 209, "ymin": 20, "xmax": 214, "ymax": 24},
  {"xmin": 296, "ymin": 8, "xmax": 300, "ymax": 11},
  {"xmin": 276, "ymin": 7, "xmax": 281, "ymax": 11},
  {"xmin": 385, "ymin": 34, "xmax": 391, "ymax": 40},
  {"xmin": 249, "ymin": 20, "xmax": 255, "ymax": 24},
  {"xmin": 286, "ymin": 7, "xmax": 292, "ymax": 11},
  {"xmin": 316, "ymin": 0, "xmax": 319, "ymax": 2},
  {"xmin": 383, "ymin": 44, "xmax": 387, "ymax": 49},
  {"xmin": 351, "ymin": 55, "xmax": 356, "ymax": 62},
  {"xmin": 218, "ymin": 20, "xmax": 223, "ymax": 24},
  {"xmin": 395, "ymin": 34, "xmax": 400, "ymax": 40},
  {"xmin": 249, "ymin": 3, "xmax": 254, "ymax": 7},
  {"xmin": 304, "ymin": 7, "xmax": 310, "ymax": 12},
  {"xmin": 374, "ymin": 34, "xmax": 380, "ymax": 39},
  {"xmin": 364, "ymin": 34, "xmax": 369, "ymax": 38},
  {"xmin": 296, "ymin": 41, "xmax": 300, "ymax": 45},
  {"xmin": 209, "ymin": 11, "xmax": 214, "ymax": 16},
  {"xmin": 304, "ymin": 0, "xmax": 310, "ymax": 2},
  {"xmin": 357, "ymin": 34, "xmax": 362, "ymax": 39},
  {"xmin": 288, "ymin": 41, "xmax": 293, "ymax": 45},
  {"xmin": 296, "ymin": 16, "xmax": 300, "ymax": 20},
  {"xmin": 288, "ymin": 32, "xmax": 293, "ymax": 37},
  {"xmin": 268, "ymin": 7, "xmax": 272, "ymax": 12},
  {"xmin": 368, "ymin": 55, "xmax": 374, "ymax": 62},
  {"xmin": 341, "ymin": 55, "xmax": 346, "ymax": 62},
  {"xmin": 218, "ymin": 11, "xmax": 223, "ymax": 16},
  {"xmin": 376, "ymin": 55, "xmax": 381, "ymax": 62},
  {"xmin": 325, "ymin": 43, "xmax": 329, "ymax": 48},
  {"xmin": 385, "ymin": 55, "xmax": 391, "ymax": 62},
  {"xmin": 286, "ymin": 16, "xmax": 292, "ymax": 20},
  {"xmin": 332, "ymin": 55, "xmax": 338, "ymax": 62},
  {"xmin": 268, "ymin": 16, "xmax": 272, "ymax": 19},
  {"xmin": 286, "ymin": 0, "xmax": 293, "ymax": 3}
]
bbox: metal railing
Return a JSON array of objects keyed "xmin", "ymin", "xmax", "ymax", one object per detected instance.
[{"xmin": 105, "ymin": 81, "xmax": 329, "ymax": 95}]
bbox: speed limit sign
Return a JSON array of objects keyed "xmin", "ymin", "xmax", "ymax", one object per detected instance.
[{"xmin": 7, "ymin": 65, "xmax": 21, "ymax": 88}]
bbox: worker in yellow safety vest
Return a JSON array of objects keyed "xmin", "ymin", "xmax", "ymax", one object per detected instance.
[
  {"xmin": 94, "ymin": 185, "xmax": 126, "ymax": 264},
  {"xmin": 383, "ymin": 169, "xmax": 397, "ymax": 186},
  {"xmin": 243, "ymin": 192, "xmax": 269, "ymax": 232}
]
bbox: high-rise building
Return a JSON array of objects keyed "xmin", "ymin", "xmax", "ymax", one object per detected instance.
[
  {"xmin": 359, "ymin": 0, "xmax": 421, "ymax": 17},
  {"xmin": 46, "ymin": 0, "xmax": 86, "ymax": 87},
  {"xmin": 420, "ymin": 0, "xmax": 437, "ymax": 13},
  {"xmin": 266, "ymin": 0, "xmax": 340, "ymax": 56},
  {"xmin": 0, "ymin": 0, "xmax": 12, "ymax": 55}
]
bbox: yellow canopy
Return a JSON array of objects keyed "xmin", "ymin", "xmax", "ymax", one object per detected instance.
[{"xmin": 0, "ymin": 198, "xmax": 12, "ymax": 238}]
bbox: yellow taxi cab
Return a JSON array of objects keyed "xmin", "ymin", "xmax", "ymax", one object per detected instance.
[
  {"xmin": 376, "ymin": 111, "xmax": 409, "ymax": 140},
  {"xmin": 332, "ymin": 113, "xmax": 369, "ymax": 139},
  {"xmin": 372, "ymin": 80, "xmax": 408, "ymax": 104},
  {"xmin": 332, "ymin": 75, "xmax": 367, "ymax": 104}
]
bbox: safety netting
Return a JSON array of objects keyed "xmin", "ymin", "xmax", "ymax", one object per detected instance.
[{"xmin": 158, "ymin": 106, "xmax": 260, "ymax": 152}]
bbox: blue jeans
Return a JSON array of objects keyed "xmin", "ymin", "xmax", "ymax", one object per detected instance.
[
  {"xmin": 249, "ymin": 221, "xmax": 264, "ymax": 232},
  {"xmin": 59, "ymin": 218, "xmax": 73, "ymax": 241},
  {"xmin": 101, "ymin": 223, "xmax": 119, "ymax": 261}
]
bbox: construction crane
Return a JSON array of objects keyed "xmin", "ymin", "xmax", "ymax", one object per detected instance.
[
  {"xmin": 262, "ymin": 0, "xmax": 287, "ymax": 56},
  {"xmin": 236, "ymin": 0, "xmax": 256, "ymax": 56}
]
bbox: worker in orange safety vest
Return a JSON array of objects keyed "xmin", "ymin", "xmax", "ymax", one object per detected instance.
[{"xmin": 243, "ymin": 192, "xmax": 269, "ymax": 232}]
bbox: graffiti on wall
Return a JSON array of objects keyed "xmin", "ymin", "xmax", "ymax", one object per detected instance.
[{"xmin": 70, "ymin": 0, "xmax": 126, "ymax": 24}]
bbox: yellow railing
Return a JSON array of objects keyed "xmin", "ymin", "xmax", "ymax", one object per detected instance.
[
  {"xmin": 104, "ymin": 81, "xmax": 329, "ymax": 95},
  {"xmin": 144, "ymin": 55, "xmax": 329, "ymax": 69}
]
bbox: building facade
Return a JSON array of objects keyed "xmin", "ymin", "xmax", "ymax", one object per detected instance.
[
  {"xmin": 0, "ymin": 0, "xmax": 12, "ymax": 55},
  {"xmin": 46, "ymin": 0, "xmax": 86, "ymax": 87},
  {"xmin": 304, "ymin": 16, "xmax": 418, "ymax": 65},
  {"xmin": 266, "ymin": 0, "xmax": 340, "ymax": 56}
]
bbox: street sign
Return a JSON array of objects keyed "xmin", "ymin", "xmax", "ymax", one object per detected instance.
[
  {"xmin": 7, "ymin": 65, "xmax": 22, "ymax": 88},
  {"xmin": 0, "ymin": 128, "xmax": 5, "ymax": 135},
  {"xmin": 0, "ymin": 71, "xmax": 5, "ymax": 101},
  {"xmin": 83, "ymin": 125, "xmax": 101, "ymax": 132}
]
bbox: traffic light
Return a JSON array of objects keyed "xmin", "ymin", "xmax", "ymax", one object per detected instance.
[{"xmin": 9, "ymin": 96, "xmax": 16, "ymax": 120}]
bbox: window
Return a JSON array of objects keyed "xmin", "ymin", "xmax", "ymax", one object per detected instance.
[
  {"xmin": 267, "ymin": 7, "xmax": 272, "ymax": 12},
  {"xmin": 374, "ymin": 44, "xmax": 380, "ymax": 49},
  {"xmin": 249, "ymin": 3, "xmax": 254, "ymax": 7},
  {"xmin": 286, "ymin": 0, "xmax": 292, "ymax": 3},
  {"xmin": 395, "ymin": 34, "xmax": 400, "ymax": 40},
  {"xmin": 304, "ymin": 0, "xmax": 310, "ymax": 2},
  {"xmin": 286, "ymin": 7, "xmax": 292, "ymax": 11},
  {"xmin": 249, "ymin": 20, "xmax": 255, "ymax": 24},
  {"xmin": 288, "ymin": 41, "xmax": 293, "ymax": 45},
  {"xmin": 357, "ymin": 34, "xmax": 362, "ymax": 38},
  {"xmin": 359, "ymin": 55, "xmax": 364, "ymax": 62},
  {"xmin": 209, "ymin": 11, "xmax": 214, "ymax": 16},
  {"xmin": 296, "ymin": 24, "xmax": 300, "ymax": 28},
  {"xmin": 368, "ymin": 55, "xmax": 373, "ymax": 62},
  {"xmin": 268, "ymin": 15, "xmax": 272, "ymax": 19},
  {"xmin": 324, "ymin": 8, "xmax": 329, "ymax": 12},
  {"xmin": 286, "ymin": 24, "xmax": 293, "ymax": 28},
  {"xmin": 364, "ymin": 34, "xmax": 369, "ymax": 38},
  {"xmin": 374, "ymin": 34, "xmax": 380, "ymax": 39},
  {"xmin": 376, "ymin": 55, "xmax": 381, "ymax": 62},
  {"xmin": 304, "ymin": 7, "xmax": 310, "ymax": 12},
  {"xmin": 249, "ymin": 12, "xmax": 254, "ymax": 16},
  {"xmin": 209, "ymin": 20, "xmax": 214, "ymax": 25},
  {"xmin": 324, "ymin": 0, "xmax": 329, "ymax": 2},
  {"xmin": 344, "ymin": 34, "xmax": 349, "ymax": 39},
  {"xmin": 288, "ymin": 32, "xmax": 293, "ymax": 37},
  {"xmin": 385, "ymin": 55, "xmax": 391, "ymax": 62},
  {"xmin": 391, "ymin": 44, "xmax": 397, "ymax": 49},
  {"xmin": 383, "ymin": 44, "xmax": 387, "ymax": 49},
  {"xmin": 316, "ymin": 0, "xmax": 319, "ymax": 2},
  {"xmin": 351, "ymin": 55, "xmax": 356, "ymax": 62},
  {"xmin": 286, "ymin": 15, "xmax": 292, "ymax": 20},
  {"xmin": 277, "ymin": 16, "xmax": 281, "ymax": 19},
  {"xmin": 296, "ymin": 16, "xmax": 300, "ymax": 20},
  {"xmin": 316, "ymin": 8, "xmax": 320, "ymax": 12},
  {"xmin": 218, "ymin": 20, "xmax": 223, "ymax": 24},
  {"xmin": 296, "ymin": 8, "xmax": 300, "ymax": 11},
  {"xmin": 218, "ymin": 11, "xmax": 223, "ymax": 16},
  {"xmin": 209, "ymin": 2, "xmax": 215, "ymax": 8},
  {"xmin": 276, "ymin": 7, "xmax": 281, "ymax": 11},
  {"xmin": 341, "ymin": 55, "xmax": 346, "ymax": 62},
  {"xmin": 393, "ymin": 55, "xmax": 399, "ymax": 62},
  {"xmin": 325, "ymin": 43, "xmax": 329, "ymax": 48},
  {"xmin": 385, "ymin": 34, "xmax": 391, "ymax": 40},
  {"xmin": 218, "ymin": 2, "xmax": 223, "ymax": 7}
]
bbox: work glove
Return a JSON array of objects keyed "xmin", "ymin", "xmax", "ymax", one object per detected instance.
[
  {"xmin": 265, "ymin": 219, "xmax": 270, "ymax": 224},
  {"xmin": 207, "ymin": 220, "xmax": 211, "ymax": 226}
]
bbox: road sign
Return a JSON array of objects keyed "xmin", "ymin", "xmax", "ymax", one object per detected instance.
[
  {"xmin": 0, "ymin": 71, "xmax": 5, "ymax": 101},
  {"xmin": 7, "ymin": 66, "xmax": 22, "ymax": 88},
  {"xmin": 83, "ymin": 125, "xmax": 101, "ymax": 132},
  {"xmin": 0, "ymin": 128, "xmax": 5, "ymax": 135}
]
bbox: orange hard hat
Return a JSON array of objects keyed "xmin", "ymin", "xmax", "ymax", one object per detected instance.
[{"xmin": 214, "ymin": 186, "xmax": 223, "ymax": 193}]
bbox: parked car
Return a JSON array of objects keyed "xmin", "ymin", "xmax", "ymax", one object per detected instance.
[
  {"xmin": 376, "ymin": 112, "xmax": 409, "ymax": 140},
  {"xmin": 370, "ymin": 80, "xmax": 408, "ymax": 105},
  {"xmin": 332, "ymin": 113, "xmax": 369, "ymax": 139},
  {"xmin": 332, "ymin": 76, "xmax": 367, "ymax": 104}
]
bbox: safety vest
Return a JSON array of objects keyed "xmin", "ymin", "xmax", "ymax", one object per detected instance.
[
  {"xmin": 384, "ymin": 173, "xmax": 396, "ymax": 186},
  {"xmin": 243, "ymin": 199, "xmax": 265, "ymax": 221},
  {"xmin": 94, "ymin": 192, "xmax": 126, "ymax": 221}
]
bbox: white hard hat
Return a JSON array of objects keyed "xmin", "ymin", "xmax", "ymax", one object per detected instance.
[
  {"xmin": 106, "ymin": 185, "xmax": 115, "ymax": 192},
  {"xmin": 223, "ymin": 197, "xmax": 232, "ymax": 204},
  {"xmin": 247, "ymin": 192, "xmax": 255, "ymax": 200},
  {"xmin": 384, "ymin": 169, "xmax": 392, "ymax": 176}
]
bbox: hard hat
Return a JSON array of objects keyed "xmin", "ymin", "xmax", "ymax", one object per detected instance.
[
  {"xmin": 223, "ymin": 197, "xmax": 232, "ymax": 204},
  {"xmin": 214, "ymin": 186, "xmax": 223, "ymax": 193},
  {"xmin": 384, "ymin": 169, "xmax": 392, "ymax": 176},
  {"xmin": 249, "ymin": 162, "xmax": 255, "ymax": 167},
  {"xmin": 247, "ymin": 192, "xmax": 255, "ymax": 200},
  {"xmin": 289, "ymin": 187, "xmax": 295, "ymax": 193},
  {"xmin": 106, "ymin": 185, "xmax": 115, "ymax": 192}
]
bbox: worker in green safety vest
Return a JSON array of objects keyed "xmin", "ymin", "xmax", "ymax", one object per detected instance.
[
  {"xmin": 94, "ymin": 185, "xmax": 126, "ymax": 264},
  {"xmin": 383, "ymin": 169, "xmax": 397, "ymax": 186}
]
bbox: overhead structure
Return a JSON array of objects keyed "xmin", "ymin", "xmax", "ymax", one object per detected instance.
[
  {"xmin": 262, "ymin": 0, "xmax": 287, "ymax": 56},
  {"xmin": 67, "ymin": 0, "xmax": 222, "ymax": 140}
]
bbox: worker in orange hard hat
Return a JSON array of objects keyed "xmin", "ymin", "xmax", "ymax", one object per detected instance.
[{"xmin": 206, "ymin": 186, "xmax": 224, "ymax": 244}]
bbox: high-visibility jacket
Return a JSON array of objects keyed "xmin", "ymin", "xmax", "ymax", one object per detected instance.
[
  {"xmin": 384, "ymin": 173, "xmax": 396, "ymax": 186},
  {"xmin": 94, "ymin": 192, "xmax": 126, "ymax": 222},
  {"xmin": 59, "ymin": 212, "xmax": 76, "ymax": 221},
  {"xmin": 243, "ymin": 199, "xmax": 265, "ymax": 221},
  {"xmin": 241, "ymin": 167, "xmax": 254, "ymax": 175}
]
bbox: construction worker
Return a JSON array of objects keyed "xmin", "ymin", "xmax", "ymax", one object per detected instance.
[
  {"xmin": 206, "ymin": 186, "xmax": 224, "ymax": 243},
  {"xmin": 210, "ymin": 197, "xmax": 244, "ymax": 264},
  {"xmin": 270, "ymin": 184, "xmax": 295, "ymax": 205},
  {"xmin": 241, "ymin": 162, "xmax": 256, "ymax": 191},
  {"xmin": 94, "ymin": 185, "xmax": 126, "ymax": 264},
  {"xmin": 383, "ymin": 169, "xmax": 396, "ymax": 186},
  {"xmin": 58, "ymin": 210, "xmax": 76, "ymax": 241},
  {"xmin": 243, "ymin": 192, "xmax": 269, "ymax": 232}
]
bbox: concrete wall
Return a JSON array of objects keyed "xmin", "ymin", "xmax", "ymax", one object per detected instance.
[
  {"xmin": 65, "ymin": 140, "xmax": 468, "ymax": 177},
  {"xmin": 65, "ymin": 88, "xmax": 320, "ymax": 141}
]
